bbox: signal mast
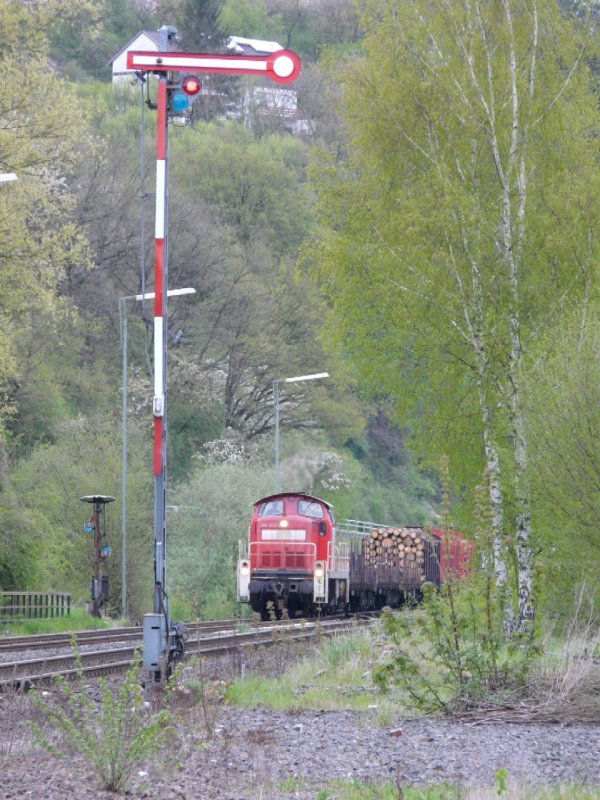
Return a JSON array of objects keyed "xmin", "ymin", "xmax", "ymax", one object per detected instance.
[{"xmin": 128, "ymin": 26, "xmax": 301, "ymax": 685}]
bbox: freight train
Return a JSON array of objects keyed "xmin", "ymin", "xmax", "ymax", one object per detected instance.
[{"xmin": 237, "ymin": 491, "xmax": 473, "ymax": 619}]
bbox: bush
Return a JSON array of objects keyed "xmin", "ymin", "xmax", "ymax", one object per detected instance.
[
  {"xmin": 32, "ymin": 649, "xmax": 171, "ymax": 792},
  {"xmin": 373, "ymin": 579, "xmax": 538, "ymax": 714}
]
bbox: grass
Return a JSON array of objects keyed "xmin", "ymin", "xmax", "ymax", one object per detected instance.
[
  {"xmin": 311, "ymin": 783, "xmax": 600, "ymax": 800},
  {"xmin": 315, "ymin": 779, "xmax": 408, "ymax": 799},
  {"xmin": 226, "ymin": 606, "xmax": 600, "ymax": 724},
  {"xmin": 2, "ymin": 607, "xmax": 115, "ymax": 636},
  {"xmin": 527, "ymin": 589, "xmax": 600, "ymax": 721},
  {"xmin": 460, "ymin": 784, "xmax": 600, "ymax": 799},
  {"xmin": 225, "ymin": 626, "xmax": 403, "ymax": 718}
]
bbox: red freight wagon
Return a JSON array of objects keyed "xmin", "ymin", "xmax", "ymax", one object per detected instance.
[{"xmin": 431, "ymin": 528, "xmax": 475, "ymax": 582}]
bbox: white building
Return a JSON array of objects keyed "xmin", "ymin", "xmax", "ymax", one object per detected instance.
[
  {"xmin": 111, "ymin": 30, "xmax": 161, "ymax": 84},
  {"xmin": 225, "ymin": 36, "xmax": 285, "ymax": 56}
]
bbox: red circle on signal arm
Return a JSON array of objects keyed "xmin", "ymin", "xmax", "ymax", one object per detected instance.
[
  {"xmin": 181, "ymin": 75, "xmax": 202, "ymax": 95},
  {"xmin": 267, "ymin": 50, "xmax": 301, "ymax": 84}
]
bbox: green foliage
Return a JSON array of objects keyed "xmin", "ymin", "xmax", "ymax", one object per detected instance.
[
  {"xmin": 308, "ymin": 0, "xmax": 600, "ymax": 626},
  {"xmin": 0, "ymin": 508, "xmax": 38, "ymax": 590},
  {"xmin": 219, "ymin": 0, "xmax": 281, "ymax": 40},
  {"xmin": 217, "ymin": 0, "xmax": 363, "ymax": 62},
  {"xmin": 0, "ymin": 0, "xmax": 436, "ymax": 615},
  {"xmin": 524, "ymin": 316, "xmax": 600, "ymax": 614},
  {"xmin": 168, "ymin": 395, "xmax": 224, "ymax": 482},
  {"xmin": 169, "ymin": 461, "xmax": 273, "ymax": 618},
  {"xmin": 5, "ymin": 607, "xmax": 110, "ymax": 636},
  {"xmin": 3, "ymin": 416, "xmax": 152, "ymax": 616},
  {"xmin": 0, "ymin": 1, "xmax": 96, "ymax": 456},
  {"xmin": 373, "ymin": 580, "xmax": 538, "ymax": 714},
  {"xmin": 279, "ymin": 416, "xmax": 436, "ymax": 525},
  {"xmin": 167, "ymin": 0, "xmax": 227, "ymax": 51},
  {"xmin": 47, "ymin": 0, "xmax": 156, "ymax": 81},
  {"xmin": 32, "ymin": 651, "xmax": 170, "ymax": 792},
  {"xmin": 173, "ymin": 122, "xmax": 313, "ymax": 255},
  {"xmin": 311, "ymin": 0, "xmax": 600, "ymax": 470},
  {"xmin": 328, "ymin": 456, "xmax": 436, "ymax": 527},
  {"xmin": 496, "ymin": 769, "xmax": 508, "ymax": 795},
  {"xmin": 316, "ymin": 781, "xmax": 464, "ymax": 800}
]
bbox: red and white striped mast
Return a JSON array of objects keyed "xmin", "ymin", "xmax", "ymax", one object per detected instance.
[
  {"xmin": 128, "ymin": 28, "xmax": 301, "ymax": 684},
  {"xmin": 150, "ymin": 27, "xmax": 172, "ymax": 647}
]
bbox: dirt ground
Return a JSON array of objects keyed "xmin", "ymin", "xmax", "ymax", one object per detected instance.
[
  {"xmin": 1, "ymin": 641, "xmax": 599, "ymax": 799},
  {"xmin": 2, "ymin": 691, "xmax": 600, "ymax": 799}
]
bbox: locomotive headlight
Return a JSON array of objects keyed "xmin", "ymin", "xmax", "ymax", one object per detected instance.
[
  {"xmin": 238, "ymin": 558, "xmax": 251, "ymax": 603},
  {"xmin": 313, "ymin": 560, "xmax": 327, "ymax": 603},
  {"xmin": 279, "ymin": 519, "xmax": 289, "ymax": 528}
]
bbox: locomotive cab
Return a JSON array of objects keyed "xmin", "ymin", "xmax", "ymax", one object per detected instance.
[{"xmin": 238, "ymin": 492, "xmax": 348, "ymax": 620}]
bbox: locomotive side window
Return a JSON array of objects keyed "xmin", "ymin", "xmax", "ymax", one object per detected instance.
[
  {"xmin": 259, "ymin": 500, "xmax": 283, "ymax": 517},
  {"xmin": 298, "ymin": 500, "xmax": 324, "ymax": 519}
]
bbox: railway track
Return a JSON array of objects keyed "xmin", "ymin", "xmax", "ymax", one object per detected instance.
[
  {"xmin": 0, "ymin": 617, "xmax": 366, "ymax": 690},
  {"xmin": 0, "ymin": 618, "xmax": 250, "ymax": 653}
]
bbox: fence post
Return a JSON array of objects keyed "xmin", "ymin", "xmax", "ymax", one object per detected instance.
[{"xmin": 0, "ymin": 591, "xmax": 71, "ymax": 622}]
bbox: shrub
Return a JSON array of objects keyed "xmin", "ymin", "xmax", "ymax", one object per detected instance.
[
  {"xmin": 373, "ymin": 578, "xmax": 538, "ymax": 714},
  {"xmin": 529, "ymin": 584, "xmax": 600, "ymax": 722},
  {"xmin": 32, "ymin": 649, "xmax": 171, "ymax": 792}
]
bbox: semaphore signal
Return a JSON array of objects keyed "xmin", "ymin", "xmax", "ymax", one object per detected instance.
[
  {"xmin": 132, "ymin": 26, "xmax": 302, "ymax": 689},
  {"xmin": 126, "ymin": 48, "xmax": 302, "ymax": 84}
]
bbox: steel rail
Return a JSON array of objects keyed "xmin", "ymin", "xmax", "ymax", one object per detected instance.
[
  {"xmin": 0, "ymin": 619, "xmax": 259, "ymax": 653},
  {"xmin": 0, "ymin": 618, "xmax": 368, "ymax": 690},
  {"xmin": 0, "ymin": 615, "xmax": 345, "ymax": 654}
]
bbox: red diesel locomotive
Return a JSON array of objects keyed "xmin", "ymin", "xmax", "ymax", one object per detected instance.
[{"xmin": 237, "ymin": 492, "xmax": 473, "ymax": 619}]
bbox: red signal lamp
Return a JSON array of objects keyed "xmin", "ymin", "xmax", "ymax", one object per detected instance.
[
  {"xmin": 181, "ymin": 75, "xmax": 202, "ymax": 96},
  {"xmin": 170, "ymin": 75, "xmax": 203, "ymax": 115}
]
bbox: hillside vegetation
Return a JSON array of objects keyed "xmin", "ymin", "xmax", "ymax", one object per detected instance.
[{"xmin": 0, "ymin": 0, "xmax": 598, "ymax": 626}]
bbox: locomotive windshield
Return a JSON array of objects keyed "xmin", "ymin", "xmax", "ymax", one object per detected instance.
[
  {"xmin": 297, "ymin": 500, "xmax": 324, "ymax": 518},
  {"xmin": 258, "ymin": 499, "xmax": 284, "ymax": 517}
]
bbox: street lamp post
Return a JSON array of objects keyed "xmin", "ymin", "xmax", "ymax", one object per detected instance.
[
  {"xmin": 119, "ymin": 287, "xmax": 195, "ymax": 619},
  {"xmin": 274, "ymin": 372, "xmax": 329, "ymax": 493}
]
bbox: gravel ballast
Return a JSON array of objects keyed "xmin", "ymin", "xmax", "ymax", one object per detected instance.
[
  {"xmin": 2, "ymin": 639, "xmax": 600, "ymax": 799},
  {"xmin": 2, "ymin": 699, "xmax": 600, "ymax": 799}
]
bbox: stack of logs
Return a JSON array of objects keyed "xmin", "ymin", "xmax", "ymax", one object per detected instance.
[{"xmin": 364, "ymin": 526, "xmax": 427, "ymax": 580}]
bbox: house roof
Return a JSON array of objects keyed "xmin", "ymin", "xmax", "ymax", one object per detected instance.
[
  {"xmin": 111, "ymin": 30, "xmax": 161, "ymax": 64},
  {"xmin": 226, "ymin": 36, "xmax": 284, "ymax": 56},
  {"xmin": 113, "ymin": 32, "xmax": 285, "ymax": 66}
]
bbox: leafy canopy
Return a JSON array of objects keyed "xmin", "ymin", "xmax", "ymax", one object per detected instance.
[{"xmin": 310, "ymin": 0, "xmax": 600, "ymax": 508}]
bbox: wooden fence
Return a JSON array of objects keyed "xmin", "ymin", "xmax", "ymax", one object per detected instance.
[{"xmin": 0, "ymin": 592, "xmax": 71, "ymax": 621}]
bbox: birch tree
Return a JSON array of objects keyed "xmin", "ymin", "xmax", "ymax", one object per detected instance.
[{"xmin": 310, "ymin": 0, "xmax": 600, "ymax": 629}]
